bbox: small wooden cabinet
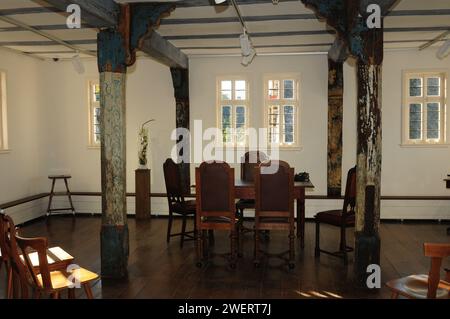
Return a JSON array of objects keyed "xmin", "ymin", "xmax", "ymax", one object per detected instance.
[{"xmin": 135, "ymin": 169, "xmax": 151, "ymax": 220}]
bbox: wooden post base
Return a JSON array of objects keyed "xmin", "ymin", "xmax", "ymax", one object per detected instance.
[
  {"xmin": 101, "ymin": 224, "xmax": 129, "ymax": 278},
  {"xmin": 354, "ymin": 232, "xmax": 380, "ymax": 287}
]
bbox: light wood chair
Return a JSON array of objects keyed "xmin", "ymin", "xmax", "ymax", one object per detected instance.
[
  {"xmin": 14, "ymin": 234, "xmax": 99, "ymax": 299},
  {"xmin": 195, "ymin": 161, "xmax": 238, "ymax": 268},
  {"xmin": 254, "ymin": 160, "xmax": 295, "ymax": 269},
  {"xmin": 0, "ymin": 213, "xmax": 15, "ymax": 298},
  {"xmin": 386, "ymin": 243, "xmax": 450, "ymax": 299}
]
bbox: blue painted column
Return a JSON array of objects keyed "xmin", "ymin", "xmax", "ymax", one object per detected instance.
[{"xmin": 97, "ymin": 29, "xmax": 129, "ymax": 279}]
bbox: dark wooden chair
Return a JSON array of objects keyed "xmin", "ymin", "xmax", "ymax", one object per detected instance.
[
  {"xmin": 195, "ymin": 161, "xmax": 238, "ymax": 268},
  {"xmin": 254, "ymin": 160, "xmax": 295, "ymax": 269},
  {"xmin": 163, "ymin": 158, "xmax": 196, "ymax": 248},
  {"xmin": 0, "ymin": 212, "xmax": 14, "ymax": 298},
  {"xmin": 386, "ymin": 243, "xmax": 450, "ymax": 299},
  {"xmin": 236, "ymin": 151, "xmax": 268, "ymax": 232},
  {"xmin": 314, "ymin": 166, "xmax": 356, "ymax": 264},
  {"xmin": 13, "ymin": 233, "xmax": 99, "ymax": 299}
]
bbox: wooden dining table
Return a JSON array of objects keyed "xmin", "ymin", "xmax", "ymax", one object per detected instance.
[{"xmin": 235, "ymin": 180, "xmax": 314, "ymax": 248}]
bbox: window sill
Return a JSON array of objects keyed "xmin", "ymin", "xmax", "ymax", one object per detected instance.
[
  {"xmin": 278, "ymin": 146, "xmax": 303, "ymax": 151},
  {"xmin": 399, "ymin": 143, "xmax": 449, "ymax": 148},
  {"xmin": 0, "ymin": 149, "xmax": 11, "ymax": 154},
  {"xmin": 87, "ymin": 145, "xmax": 100, "ymax": 150}
]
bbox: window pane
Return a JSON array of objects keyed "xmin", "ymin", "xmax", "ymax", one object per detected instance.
[
  {"xmin": 221, "ymin": 80, "xmax": 232, "ymax": 100},
  {"xmin": 222, "ymin": 106, "xmax": 232, "ymax": 143},
  {"xmin": 93, "ymin": 84, "xmax": 100, "ymax": 102},
  {"xmin": 427, "ymin": 103, "xmax": 440, "ymax": 139},
  {"xmin": 426, "ymin": 77, "xmax": 440, "ymax": 97},
  {"xmin": 409, "ymin": 78, "xmax": 422, "ymax": 97},
  {"xmin": 409, "ymin": 103, "xmax": 422, "ymax": 140},
  {"xmin": 268, "ymin": 105, "xmax": 280, "ymax": 143},
  {"xmin": 235, "ymin": 106, "xmax": 246, "ymax": 144},
  {"xmin": 235, "ymin": 80, "xmax": 246, "ymax": 100},
  {"xmin": 283, "ymin": 105, "xmax": 295, "ymax": 144},
  {"xmin": 268, "ymin": 80, "xmax": 280, "ymax": 100},
  {"xmin": 94, "ymin": 107, "xmax": 101, "ymax": 125},
  {"xmin": 283, "ymin": 80, "xmax": 294, "ymax": 99}
]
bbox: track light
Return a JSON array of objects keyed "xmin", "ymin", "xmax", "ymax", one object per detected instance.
[
  {"xmin": 240, "ymin": 30, "xmax": 256, "ymax": 66},
  {"xmin": 214, "ymin": 0, "xmax": 227, "ymax": 3},
  {"xmin": 72, "ymin": 52, "xmax": 85, "ymax": 74},
  {"xmin": 436, "ymin": 39, "xmax": 450, "ymax": 59}
]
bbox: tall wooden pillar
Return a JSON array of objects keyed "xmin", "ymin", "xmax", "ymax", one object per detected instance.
[
  {"xmin": 98, "ymin": 28, "xmax": 129, "ymax": 278},
  {"xmin": 170, "ymin": 68, "xmax": 190, "ymax": 194},
  {"xmin": 301, "ymin": 0, "xmax": 395, "ymax": 285},
  {"xmin": 327, "ymin": 58, "xmax": 344, "ymax": 196}
]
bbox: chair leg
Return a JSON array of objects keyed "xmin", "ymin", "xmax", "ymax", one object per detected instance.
[
  {"xmin": 180, "ymin": 215, "xmax": 187, "ymax": 248},
  {"xmin": 391, "ymin": 291, "xmax": 399, "ymax": 299},
  {"xmin": 51, "ymin": 292, "xmax": 60, "ymax": 299},
  {"xmin": 315, "ymin": 221, "xmax": 320, "ymax": 257},
  {"xmin": 340, "ymin": 225, "xmax": 348, "ymax": 265},
  {"xmin": 6, "ymin": 266, "xmax": 13, "ymax": 299},
  {"xmin": 68, "ymin": 288, "xmax": 76, "ymax": 299},
  {"xmin": 166, "ymin": 212, "xmax": 173, "ymax": 243},
  {"xmin": 289, "ymin": 231, "xmax": 295, "ymax": 269},
  {"xmin": 208, "ymin": 230, "xmax": 215, "ymax": 244},
  {"xmin": 230, "ymin": 230, "xmax": 237, "ymax": 268},
  {"xmin": 83, "ymin": 283, "xmax": 94, "ymax": 299},
  {"xmin": 196, "ymin": 229, "xmax": 204, "ymax": 267},
  {"xmin": 33, "ymin": 289, "xmax": 41, "ymax": 299},
  {"xmin": 254, "ymin": 226, "xmax": 260, "ymax": 266}
]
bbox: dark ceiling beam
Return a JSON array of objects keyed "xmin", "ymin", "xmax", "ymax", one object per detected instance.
[
  {"xmin": 140, "ymin": 31, "xmax": 188, "ymax": 69},
  {"xmin": 40, "ymin": 0, "xmax": 119, "ymax": 28}
]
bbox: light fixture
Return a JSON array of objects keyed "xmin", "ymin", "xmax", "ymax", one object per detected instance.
[
  {"xmin": 240, "ymin": 30, "xmax": 256, "ymax": 66},
  {"xmin": 214, "ymin": 0, "xmax": 227, "ymax": 3},
  {"xmin": 72, "ymin": 52, "xmax": 85, "ymax": 74},
  {"xmin": 436, "ymin": 39, "xmax": 450, "ymax": 59}
]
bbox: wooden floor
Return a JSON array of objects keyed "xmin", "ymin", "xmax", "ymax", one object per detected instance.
[{"xmin": 0, "ymin": 216, "xmax": 448, "ymax": 299}]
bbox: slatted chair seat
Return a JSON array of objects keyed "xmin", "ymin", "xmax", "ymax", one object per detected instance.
[
  {"xmin": 315, "ymin": 210, "xmax": 355, "ymax": 226},
  {"xmin": 36, "ymin": 268, "xmax": 99, "ymax": 291}
]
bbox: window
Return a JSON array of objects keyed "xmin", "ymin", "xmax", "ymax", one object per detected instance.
[
  {"xmin": 402, "ymin": 71, "xmax": 447, "ymax": 145},
  {"xmin": 0, "ymin": 71, "xmax": 8, "ymax": 151},
  {"xmin": 88, "ymin": 80, "xmax": 101, "ymax": 147},
  {"xmin": 264, "ymin": 76, "xmax": 299, "ymax": 147},
  {"xmin": 217, "ymin": 78, "xmax": 249, "ymax": 146}
]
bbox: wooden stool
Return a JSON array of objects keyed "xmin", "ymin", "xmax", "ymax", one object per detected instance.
[{"xmin": 47, "ymin": 175, "xmax": 75, "ymax": 217}]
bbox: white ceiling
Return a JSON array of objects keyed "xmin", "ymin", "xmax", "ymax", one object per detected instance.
[{"xmin": 0, "ymin": 0, "xmax": 448, "ymax": 60}]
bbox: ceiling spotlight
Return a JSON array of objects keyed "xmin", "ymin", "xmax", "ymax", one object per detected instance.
[
  {"xmin": 436, "ymin": 39, "xmax": 450, "ymax": 59},
  {"xmin": 241, "ymin": 47, "xmax": 256, "ymax": 67},
  {"xmin": 240, "ymin": 31, "xmax": 256, "ymax": 66},
  {"xmin": 214, "ymin": 0, "xmax": 227, "ymax": 3},
  {"xmin": 72, "ymin": 52, "xmax": 85, "ymax": 74}
]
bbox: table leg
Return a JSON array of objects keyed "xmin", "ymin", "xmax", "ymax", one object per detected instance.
[{"xmin": 297, "ymin": 189, "xmax": 305, "ymax": 249}]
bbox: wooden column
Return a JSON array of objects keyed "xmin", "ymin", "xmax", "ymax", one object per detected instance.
[
  {"xmin": 170, "ymin": 68, "xmax": 190, "ymax": 194},
  {"xmin": 327, "ymin": 58, "xmax": 344, "ymax": 196},
  {"xmin": 354, "ymin": 61, "xmax": 382, "ymax": 282},
  {"xmin": 301, "ymin": 0, "xmax": 395, "ymax": 284},
  {"xmin": 98, "ymin": 27, "xmax": 129, "ymax": 278}
]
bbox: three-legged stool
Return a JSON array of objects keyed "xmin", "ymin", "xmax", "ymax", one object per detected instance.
[{"xmin": 47, "ymin": 175, "xmax": 75, "ymax": 217}]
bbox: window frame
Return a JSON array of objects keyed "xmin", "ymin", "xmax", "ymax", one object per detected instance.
[
  {"xmin": 87, "ymin": 79, "xmax": 101, "ymax": 148},
  {"xmin": 0, "ymin": 71, "xmax": 8, "ymax": 152},
  {"xmin": 263, "ymin": 74, "xmax": 301, "ymax": 148},
  {"xmin": 216, "ymin": 76, "xmax": 250, "ymax": 148},
  {"xmin": 402, "ymin": 70, "xmax": 448, "ymax": 146}
]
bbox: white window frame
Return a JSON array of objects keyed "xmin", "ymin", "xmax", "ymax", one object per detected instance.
[
  {"xmin": 0, "ymin": 71, "xmax": 9, "ymax": 152},
  {"xmin": 87, "ymin": 79, "xmax": 101, "ymax": 148},
  {"xmin": 263, "ymin": 74, "xmax": 300, "ymax": 148},
  {"xmin": 216, "ymin": 76, "xmax": 250, "ymax": 147},
  {"xmin": 402, "ymin": 70, "xmax": 448, "ymax": 146}
]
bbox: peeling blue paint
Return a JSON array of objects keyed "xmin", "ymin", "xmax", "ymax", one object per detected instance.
[
  {"xmin": 98, "ymin": 29, "xmax": 127, "ymax": 73},
  {"xmin": 130, "ymin": 3, "xmax": 174, "ymax": 50}
]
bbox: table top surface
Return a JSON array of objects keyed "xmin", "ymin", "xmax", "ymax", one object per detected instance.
[{"xmin": 192, "ymin": 179, "xmax": 314, "ymax": 188}]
